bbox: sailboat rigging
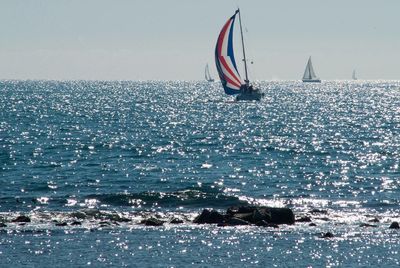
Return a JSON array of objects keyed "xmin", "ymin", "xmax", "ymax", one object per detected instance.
[
  {"xmin": 205, "ymin": 64, "xmax": 214, "ymax": 82},
  {"xmin": 215, "ymin": 9, "xmax": 264, "ymax": 101},
  {"xmin": 302, "ymin": 56, "xmax": 321, "ymax": 83}
]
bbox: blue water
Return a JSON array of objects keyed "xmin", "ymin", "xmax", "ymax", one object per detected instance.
[{"xmin": 1, "ymin": 80, "xmax": 399, "ymax": 267}]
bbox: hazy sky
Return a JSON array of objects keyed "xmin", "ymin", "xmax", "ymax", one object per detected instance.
[{"xmin": 0, "ymin": 0, "xmax": 399, "ymax": 80}]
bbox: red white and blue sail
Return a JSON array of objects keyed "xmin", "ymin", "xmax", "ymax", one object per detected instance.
[{"xmin": 215, "ymin": 10, "xmax": 243, "ymax": 95}]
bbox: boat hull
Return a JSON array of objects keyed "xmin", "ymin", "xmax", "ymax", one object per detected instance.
[
  {"xmin": 302, "ymin": 79, "xmax": 321, "ymax": 83},
  {"xmin": 236, "ymin": 89, "xmax": 264, "ymax": 101}
]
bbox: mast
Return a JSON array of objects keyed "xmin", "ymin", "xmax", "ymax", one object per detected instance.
[{"xmin": 237, "ymin": 9, "xmax": 249, "ymax": 86}]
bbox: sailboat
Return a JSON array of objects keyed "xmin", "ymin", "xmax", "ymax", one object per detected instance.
[
  {"xmin": 205, "ymin": 64, "xmax": 214, "ymax": 82},
  {"xmin": 352, "ymin": 69, "xmax": 357, "ymax": 80},
  {"xmin": 215, "ymin": 9, "xmax": 264, "ymax": 101},
  {"xmin": 302, "ymin": 56, "xmax": 321, "ymax": 83}
]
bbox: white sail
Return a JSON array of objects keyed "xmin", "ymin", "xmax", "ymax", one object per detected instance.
[
  {"xmin": 302, "ymin": 57, "xmax": 320, "ymax": 82},
  {"xmin": 205, "ymin": 64, "xmax": 214, "ymax": 82},
  {"xmin": 352, "ymin": 69, "xmax": 357, "ymax": 80}
]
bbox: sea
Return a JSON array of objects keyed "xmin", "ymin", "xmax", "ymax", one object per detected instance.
[{"xmin": 0, "ymin": 80, "xmax": 399, "ymax": 267}]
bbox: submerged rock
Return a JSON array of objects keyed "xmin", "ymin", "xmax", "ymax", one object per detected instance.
[
  {"xmin": 11, "ymin": 215, "xmax": 31, "ymax": 223},
  {"xmin": 321, "ymin": 232, "xmax": 334, "ymax": 238},
  {"xmin": 296, "ymin": 216, "xmax": 312, "ymax": 222},
  {"xmin": 0, "ymin": 222, "xmax": 7, "ymax": 228},
  {"xmin": 170, "ymin": 218, "xmax": 184, "ymax": 224},
  {"xmin": 55, "ymin": 222, "xmax": 68, "ymax": 227},
  {"xmin": 359, "ymin": 223, "xmax": 377, "ymax": 228},
  {"xmin": 389, "ymin": 222, "xmax": 399, "ymax": 229},
  {"xmin": 368, "ymin": 217, "xmax": 380, "ymax": 223},
  {"xmin": 309, "ymin": 223, "xmax": 317, "ymax": 227},
  {"xmin": 310, "ymin": 209, "xmax": 328, "ymax": 214},
  {"xmin": 70, "ymin": 221, "xmax": 82, "ymax": 226}
]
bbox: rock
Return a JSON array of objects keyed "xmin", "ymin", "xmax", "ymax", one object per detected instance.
[
  {"xmin": 309, "ymin": 223, "xmax": 317, "ymax": 227},
  {"xmin": 170, "ymin": 218, "xmax": 184, "ymax": 224},
  {"xmin": 269, "ymin": 208, "xmax": 295, "ymax": 225},
  {"xmin": 104, "ymin": 214, "xmax": 131, "ymax": 222},
  {"xmin": 368, "ymin": 217, "xmax": 380, "ymax": 223},
  {"xmin": 256, "ymin": 220, "xmax": 279, "ymax": 228},
  {"xmin": 227, "ymin": 206, "xmax": 255, "ymax": 215},
  {"xmin": 252, "ymin": 208, "xmax": 271, "ymax": 223},
  {"xmin": 70, "ymin": 211, "xmax": 87, "ymax": 219},
  {"xmin": 228, "ymin": 206, "xmax": 291, "ymax": 224},
  {"xmin": 310, "ymin": 209, "xmax": 328, "ymax": 214},
  {"xmin": 193, "ymin": 209, "xmax": 225, "ymax": 224},
  {"xmin": 55, "ymin": 222, "xmax": 68, "ymax": 227},
  {"xmin": 70, "ymin": 221, "xmax": 82, "ymax": 226},
  {"xmin": 231, "ymin": 212, "xmax": 253, "ymax": 222},
  {"xmin": 359, "ymin": 223, "xmax": 377, "ymax": 228},
  {"xmin": 142, "ymin": 218, "xmax": 164, "ymax": 226},
  {"xmin": 0, "ymin": 222, "xmax": 7, "ymax": 228},
  {"xmin": 11, "ymin": 215, "xmax": 31, "ymax": 223},
  {"xmin": 296, "ymin": 216, "xmax": 312, "ymax": 222},
  {"xmin": 321, "ymin": 232, "xmax": 334, "ymax": 238},
  {"xmin": 389, "ymin": 222, "xmax": 399, "ymax": 229},
  {"xmin": 225, "ymin": 217, "xmax": 249, "ymax": 226}
]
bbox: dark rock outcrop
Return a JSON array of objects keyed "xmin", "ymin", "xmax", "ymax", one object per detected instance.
[
  {"xmin": 55, "ymin": 222, "xmax": 68, "ymax": 226},
  {"xmin": 227, "ymin": 206, "xmax": 293, "ymax": 225},
  {"xmin": 194, "ymin": 206, "xmax": 295, "ymax": 226},
  {"xmin": 70, "ymin": 221, "xmax": 82, "ymax": 226},
  {"xmin": 0, "ymin": 222, "xmax": 7, "ymax": 228},
  {"xmin": 256, "ymin": 220, "xmax": 279, "ymax": 228},
  {"xmin": 269, "ymin": 208, "xmax": 295, "ymax": 225},
  {"xmin": 225, "ymin": 217, "xmax": 249, "ymax": 226},
  {"xmin": 142, "ymin": 218, "xmax": 164, "ymax": 226},
  {"xmin": 389, "ymin": 222, "xmax": 399, "ymax": 229},
  {"xmin": 193, "ymin": 209, "xmax": 225, "ymax": 224},
  {"xmin": 12, "ymin": 215, "xmax": 31, "ymax": 223}
]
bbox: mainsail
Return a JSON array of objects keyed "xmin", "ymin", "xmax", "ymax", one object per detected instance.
[
  {"xmin": 303, "ymin": 57, "xmax": 319, "ymax": 81},
  {"xmin": 352, "ymin": 69, "xmax": 357, "ymax": 80},
  {"xmin": 205, "ymin": 64, "xmax": 214, "ymax": 81},
  {"xmin": 215, "ymin": 10, "xmax": 243, "ymax": 95}
]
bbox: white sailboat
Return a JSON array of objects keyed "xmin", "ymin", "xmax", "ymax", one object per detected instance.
[
  {"xmin": 302, "ymin": 56, "xmax": 321, "ymax": 83},
  {"xmin": 352, "ymin": 69, "xmax": 357, "ymax": 80},
  {"xmin": 205, "ymin": 64, "xmax": 214, "ymax": 82}
]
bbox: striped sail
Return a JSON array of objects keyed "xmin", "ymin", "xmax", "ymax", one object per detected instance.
[{"xmin": 215, "ymin": 10, "xmax": 243, "ymax": 95}]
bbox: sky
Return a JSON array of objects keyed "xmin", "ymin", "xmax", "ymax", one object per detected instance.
[{"xmin": 0, "ymin": 0, "xmax": 399, "ymax": 81}]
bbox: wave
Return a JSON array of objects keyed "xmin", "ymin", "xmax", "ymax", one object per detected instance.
[{"xmin": 85, "ymin": 185, "xmax": 248, "ymax": 208}]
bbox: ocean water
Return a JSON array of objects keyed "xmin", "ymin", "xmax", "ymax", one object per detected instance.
[{"xmin": 0, "ymin": 80, "xmax": 399, "ymax": 267}]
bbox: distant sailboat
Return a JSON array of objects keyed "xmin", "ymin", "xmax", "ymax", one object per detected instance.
[
  {"xmin": 302, "ymin": 56, "xmax": 321, "ymax": 83},
  {"xmin": 215, "ymin": 9, "xmax": 264, "ymax": 101},
  {"xmin": 205, "ymin": 64, "xmax": 214, "ymax": 82},
  {"xmin": 352, "ymin": 69, "xmax": 357, "ymax": 80}
]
